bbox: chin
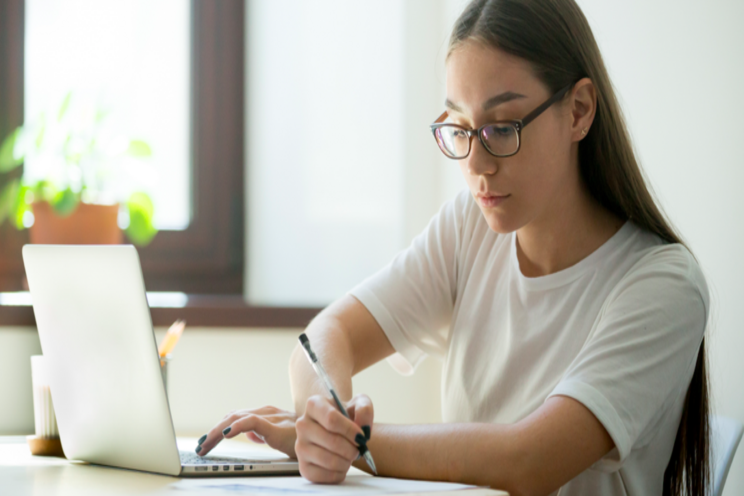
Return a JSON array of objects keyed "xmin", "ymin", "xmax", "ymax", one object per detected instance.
[{"xmin": 481, "ymin": 210, "xmax": 518, "ymax": 235}]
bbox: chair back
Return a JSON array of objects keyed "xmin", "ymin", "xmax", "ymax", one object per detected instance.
[{"xmin": 711, "ymin": 415, "xmax": 744, "ymax": 496}]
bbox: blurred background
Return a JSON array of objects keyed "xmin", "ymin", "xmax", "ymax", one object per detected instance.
[{"xmin": 0, "ymin": 0, "xmax": 742, "ymax": 493}]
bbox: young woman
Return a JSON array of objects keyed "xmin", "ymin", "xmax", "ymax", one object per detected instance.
[{"xmin": 197, "ymin": 0, "xmax": 710, "ymax": 494}]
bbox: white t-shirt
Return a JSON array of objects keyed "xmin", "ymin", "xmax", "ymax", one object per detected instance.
[{"xmin": 349, "ymin": 189, "xmax": 708, "ymax": 496}]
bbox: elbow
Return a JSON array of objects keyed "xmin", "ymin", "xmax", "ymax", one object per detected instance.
[{"xmin": 288, "ymin": 344, "xmax": 307, "ymax": 409}]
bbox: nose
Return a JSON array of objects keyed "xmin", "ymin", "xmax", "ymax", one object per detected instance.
[{"xmin": 462, "ymin": 135, "xmax": 498, "ymax": 177}]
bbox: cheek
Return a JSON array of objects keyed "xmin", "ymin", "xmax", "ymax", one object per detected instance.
[{"xmin": 512, "ymin": 127, "xmax": 569, "ymax": 198}]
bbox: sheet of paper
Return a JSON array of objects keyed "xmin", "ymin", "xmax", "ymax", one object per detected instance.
[{"xmin": 170, "ymin": 474, "xmax": 478, "ymax": 495}]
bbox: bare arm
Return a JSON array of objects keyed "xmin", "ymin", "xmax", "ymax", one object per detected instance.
[
  {"xmin": 207, "ymin": 294, "xmax": 613, "ymax": 493},
  {"xmin": 350, "ymin": 395, "xmax": 614, "ymax": 496},
  {"xmin": 288, "ymin": 294, "xmax": 395, "ymax": 414},
  {"xmin": 288, "ymin": 295, "xmax": 613, "ymax": 495}
]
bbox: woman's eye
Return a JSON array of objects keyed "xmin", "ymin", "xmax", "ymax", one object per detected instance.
[{"xmin": 491, "ymin": 125, "xmax": 514, "ymax": 137}]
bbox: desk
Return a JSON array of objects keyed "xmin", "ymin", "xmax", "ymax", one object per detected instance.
[{"xmin": 0, "ymin": 436, "xmax": 507, "ymax": 496}]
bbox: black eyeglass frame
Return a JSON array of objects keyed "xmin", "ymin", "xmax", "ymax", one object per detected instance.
[{"xmin": 430, "ymin": 82, "xmax": 575, "ymax": 159}]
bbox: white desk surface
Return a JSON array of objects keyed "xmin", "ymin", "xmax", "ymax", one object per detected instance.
[{"xmin": 0, "ymin": 436, "xmax": 508, "ymax": 496}]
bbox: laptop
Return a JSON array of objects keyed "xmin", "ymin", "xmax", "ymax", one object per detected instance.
[{"xmin": 22, "ymin": 244, "xmax": 300, "ymax": 477}]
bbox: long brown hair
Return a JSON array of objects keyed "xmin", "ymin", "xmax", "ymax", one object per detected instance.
[{"xmin": 447, "ymin": 1, "xmax": 710, "ymax": 494}]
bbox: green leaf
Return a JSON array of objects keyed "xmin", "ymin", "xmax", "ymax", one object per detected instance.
[
  {"xmin": 13, "ymin": 184, "xmax": 30, "ymax": 229},
  {"xmin": 30, "ymin": 180, "xmax": 51, "ymax": 204},
  {"xmin": 127, "ymin": 140, "xmax": 152, "ymax": 158},
  {"xmin": 0, "ymin": 128, "xmax": 24, "ymax": 173},
  {"xmin": 58, "ymin": 92, "xmax": 72, "ymax": 121},
  {"xmin": 0, "ymin": 179, "xmax": 20, "ymax": 225},
  {"xmin": 51, "ymin": 188, "xmax": 79, "ymax": 216},
  {"xmin": 125, "ymin": 192, "xmax": 157, "ymax": 246}
]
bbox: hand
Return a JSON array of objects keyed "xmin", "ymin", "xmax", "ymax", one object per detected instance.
[
  {"xmin": 196, "ymin": 406, "xmax": 299, "ymax": 458},
  {"xmin": 295, "ymin": 394, "xmax": 374, "ymax": 484}
]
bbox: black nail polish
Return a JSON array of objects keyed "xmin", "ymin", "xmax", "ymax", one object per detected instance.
[
  {"xmin": 222, "ymin": 426, "xmax": 232, "ymax": 436},
  {"xmin": 362, "ymin": 425, "xmax": 371, "ymax": 440},
  {"xmin": 355, "ymin": 433, "xmax": 367, "ymax": 447},
  {"xmin": 357, "ymin": 443, "xmax": 368, "ymax": 456},
  {"xmin": 195, "ymin": 445, "xmax": 202, "ymax": 454},
  {"xmin": 198, "ymin": 434, "xmax": 207, "ymax": 445}
]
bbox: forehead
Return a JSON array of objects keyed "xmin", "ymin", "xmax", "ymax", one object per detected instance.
[{"xmin": 445, "ymin": 42, "xmax": 543, "ymax": 111}]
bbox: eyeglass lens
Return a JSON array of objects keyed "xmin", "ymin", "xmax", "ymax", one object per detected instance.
[{"xmin": 434, "ymin": 123, "xmax": 519, "ymax": 158}]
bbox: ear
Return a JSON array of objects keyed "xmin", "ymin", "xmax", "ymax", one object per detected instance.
[{"xmin": 570, "ymin": 77, "xmax": 596, "ymax": 142}]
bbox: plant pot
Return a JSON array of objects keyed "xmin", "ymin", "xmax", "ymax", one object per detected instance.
[{"xmin": 30, "ymin": 202, "xmax": 123, "ymax": 245}]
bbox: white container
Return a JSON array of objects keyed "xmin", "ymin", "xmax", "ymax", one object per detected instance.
[{"xmin": 30, "ymin": 355, "xmax": 59, "ymax": 439}]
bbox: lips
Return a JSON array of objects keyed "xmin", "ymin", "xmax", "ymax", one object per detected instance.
[{"xmin": 476, "ymin": 192, "xmax": 510, "ymax": 208}]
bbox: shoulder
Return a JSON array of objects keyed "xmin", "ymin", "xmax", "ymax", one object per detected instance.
[{"xmin": 607, "ymin": 232, "xmax": 710, "ymax": 325}]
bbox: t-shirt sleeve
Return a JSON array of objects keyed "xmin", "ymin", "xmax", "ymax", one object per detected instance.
[
  {"xmin": 548, "ymin": 245, "xmax": 709, "ymax": 471},
  {"xmin": 348, "ymin": 189, "xmax": 472, "ymax": 375}
]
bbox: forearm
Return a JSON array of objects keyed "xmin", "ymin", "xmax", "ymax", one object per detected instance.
[
  {"xmin": 289, "ymin": 311, "xmax": 355, "ymax": 414},
  {"xmin": 352, "ymin": 423, "xmax": 524, "ymax": 492},
  {"xmin": 352, "ymin": 397, "xmax": 614, "ymax": 496}
]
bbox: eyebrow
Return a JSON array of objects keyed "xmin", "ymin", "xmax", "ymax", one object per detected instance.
[{"xmin": 445, "ymin": 91, "xmax": 527, "ymax": 114}]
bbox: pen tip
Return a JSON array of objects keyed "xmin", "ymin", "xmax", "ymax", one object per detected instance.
[
  {"xmin": 299, "ymin": 333, "xmax": 309, "ymax": 346},
  {"xmin": 365, "ymin": 452, "xmax": 378, "ymax": 475}
]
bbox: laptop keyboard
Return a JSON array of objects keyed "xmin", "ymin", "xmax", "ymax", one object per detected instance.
[{"xmin": 179, "ymin": 450, "xmax": 263, "ymax": 465}]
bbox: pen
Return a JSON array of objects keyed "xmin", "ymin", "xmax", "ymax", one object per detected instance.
[{"xmin": 298, "ymin": 333, "xmax": 378, "ymax": 475}]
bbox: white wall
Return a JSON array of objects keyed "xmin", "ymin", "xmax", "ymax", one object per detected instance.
[
  {"xmin": 576, "ymin": 0, "xmax": 744, "ymax": 493},
  {"xmin": 244, "ymin": 0, "xmax": 467, "ymax": 308},
  {"xmin": 0, "ymin": 326, "xmax": 442, "ymax": 436}
]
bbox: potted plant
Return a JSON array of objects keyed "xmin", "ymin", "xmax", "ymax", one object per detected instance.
[{"xmin": 0, "ymin": 92, "xmax": 157, "ymax": 246}]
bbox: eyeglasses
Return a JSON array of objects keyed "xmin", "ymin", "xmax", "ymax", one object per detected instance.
[{"xmin": 430, "ymin": 83, "xmax": 574, "ymax": 159}]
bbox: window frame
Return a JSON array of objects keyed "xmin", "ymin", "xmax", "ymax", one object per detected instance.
[
  {"xmin": 0, "ymin": 0, "xmax": 324, "ymax": 327},
  {"xmin": 0, "ymin": 0, "xmax": 244, "ymax": 295}
]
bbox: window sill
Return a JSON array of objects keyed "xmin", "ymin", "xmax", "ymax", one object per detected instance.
[{"xmin": 0, "ymin": 293, "xmax": 323, "ymax": 328}]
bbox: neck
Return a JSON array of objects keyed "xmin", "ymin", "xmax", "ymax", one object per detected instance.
[{"xmin": 515, "ymin": 178, "xmax": 624, "ymax": 278}]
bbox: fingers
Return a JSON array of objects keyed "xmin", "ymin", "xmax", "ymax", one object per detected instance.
[
  {"xmin": 298, "ymin": 441, "xmax": 356, "ymax": 473},
  {"xmin": 197, "ymin": 406, "xmax": 295, "ymax": 457},
  {"xmin": 223, "ymin": 414, "xmax": 275, "ymax": 444},
  {"xmin": 197, "ymin": 415, "xmax": 235, "ymax": 456},
  {"xmin": 246, "ymin": 431, "xmax": 266, "ymax": 444},
  {"xmin": 296, "ymin": 414, "xmax": 359, "ymax": 463},
  {"xmin": 305, "ymin": 396, "xmax": 364, "ymax": 443},
  {"xmin": 346, "ymin": 394, "xmax": 374, "ymax": 440},
  {"xmin": 295, "ymin": 395, "xmax": 371, "ymax": 484},
  {"xmin": 298, "ymin": 460, "xmax": 347, "ymax": 484}
]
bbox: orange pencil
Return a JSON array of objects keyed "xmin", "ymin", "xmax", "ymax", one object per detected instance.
[{"xmin": 158, "ymin": 320, "xmax": 186, "ymax": 357}]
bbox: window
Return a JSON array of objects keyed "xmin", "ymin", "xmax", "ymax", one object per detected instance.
[
  {"xmin": 0, "ymin": 0, "xmax": 464, "ymax": 326},
  {"xmin": 0, "ymin": 0, "xmax": 245, "ymax": 295},
  {"xmin": 25, "ymin": 0, "xmax": 191, "ymax": 231}
]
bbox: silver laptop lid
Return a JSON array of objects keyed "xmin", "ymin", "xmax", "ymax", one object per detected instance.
[{"xmin": 23, "ymin": 244, "xmax": 182, "ymax": 476}]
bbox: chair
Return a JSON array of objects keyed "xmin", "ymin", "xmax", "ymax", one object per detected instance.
[{"xmin": 711, "ymin": 415, "xmax": 744, "ymax": 496}]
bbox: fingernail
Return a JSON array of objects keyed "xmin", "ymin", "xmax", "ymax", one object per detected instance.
[
  {"xmin": 195, "ymin": 445, "xmax": 202, "ymax": 454},
  {"xmin": 362, "ymin": 425, "xmax": 371, "ymax": 440},
  {"xmin": 355, "ymin": 433, "xmax": 367, "ymax": 447},
  {"xmin": 358, "ymin": 443, "xmax": 368, "ymax": 456},
  {"xmin": 222, "ymin": 426, "xmax": 232, "ymax": 436},
  {"xmin": 198, "ymin": 434, "xmax": 207, "ymax": 445}
]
